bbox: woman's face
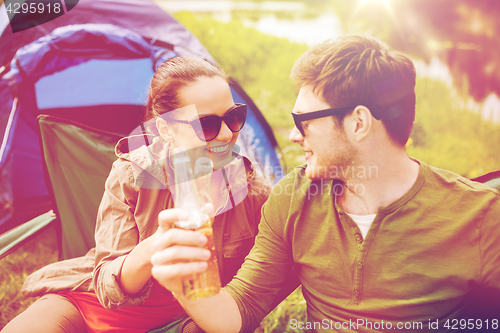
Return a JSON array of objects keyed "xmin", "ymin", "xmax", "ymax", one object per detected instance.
[{"xmin": 158, "ymin": 76, "xmax": 239, "ymax": 169}]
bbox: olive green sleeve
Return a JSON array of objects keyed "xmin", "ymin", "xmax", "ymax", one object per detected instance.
[
  {"xmin": 479, "ymin": 193, "xmax": 500, "ymax": 288},
  {"xmin": 224, "ymin": 170, "xmax": 299, "ymax": 332}
]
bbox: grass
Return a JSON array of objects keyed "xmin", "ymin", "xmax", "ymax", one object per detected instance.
[
  {"xmin": 0, "ymin": 224, "xmax": 58, "ymax": 330},
  {"xmin": 256, "ymin": 288, "xmax": 308, "ymax": 333},
  {"xmin": 0, "ymin": 223, "xmax": 307, "ymax": 332}
]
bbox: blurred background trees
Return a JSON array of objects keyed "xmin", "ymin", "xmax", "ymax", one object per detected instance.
[
  {"xmin": 337, "ymin": 0, "xmax": 500, "ymax": 102},
  {"xmin": 172, "ymin": 0, "xmax": 500, "ymax": 178}
]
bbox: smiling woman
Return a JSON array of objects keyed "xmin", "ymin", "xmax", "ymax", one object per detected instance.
[
  {"xmin": 1, "ymin": 56, "xmax": 288, "ymax": 333},
  {"xmin": 148, "ymin": 58, "xmax": 246, "ymax": 171}
]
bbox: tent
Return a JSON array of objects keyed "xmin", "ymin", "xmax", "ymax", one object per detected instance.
[{"xmin": 0, "ymin": 0, "xmax": 284, "ymax": 232}]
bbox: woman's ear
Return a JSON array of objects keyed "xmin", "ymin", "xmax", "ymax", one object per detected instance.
[{"xmin": 156, "ymin": 118, "xmax": 175, "ymax": 143}]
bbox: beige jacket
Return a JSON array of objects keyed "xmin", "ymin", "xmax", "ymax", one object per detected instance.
[{"xmin": 22, "ymin": 136, "xmax": 270, "ymax": 309}]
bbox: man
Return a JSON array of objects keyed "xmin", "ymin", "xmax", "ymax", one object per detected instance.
[{"xmin": 150, "ymin": 34, "xmax": 500, "ymax": 332}]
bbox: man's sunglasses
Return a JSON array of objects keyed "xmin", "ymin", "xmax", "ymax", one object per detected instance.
[
  {"xmin": 167, "ymin": 104, "xmax": 247, "ymax": 142},
  {"xmin": 291, "ymin": 106, "xmax": 357, "ymax": 137}
]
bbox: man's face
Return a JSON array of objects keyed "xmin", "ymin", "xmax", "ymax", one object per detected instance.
[{"xmin": 289, "ymin": 85, "xmax": 356, "ymax": 180}]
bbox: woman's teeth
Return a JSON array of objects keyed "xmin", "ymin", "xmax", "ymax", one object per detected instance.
[{"xmin": 209, "ymin": 144, "xmax": 229, "ymax": 153}]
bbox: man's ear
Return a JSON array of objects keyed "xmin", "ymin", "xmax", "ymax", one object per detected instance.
[
  {"xmin": 347, "ymin": 106, "xmax": 373, "ymax": 142},
  {"xmin": 156, "ymin": 118, "xmax": 175, "ymax": 143}
]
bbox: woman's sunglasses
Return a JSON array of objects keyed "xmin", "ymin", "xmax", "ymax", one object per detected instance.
[{"xmin": 167, "ymin": 104, "xmax": 247, "ymax": 142}]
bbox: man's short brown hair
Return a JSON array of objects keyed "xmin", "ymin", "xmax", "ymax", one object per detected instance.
[{"xmin": 291, "ymin": 34, "xmax": 416, "ymax": 146}]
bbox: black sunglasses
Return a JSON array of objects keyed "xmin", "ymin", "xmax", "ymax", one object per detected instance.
[
  {"xmin": 167, "ymin": 104, "xmax": 247, "ymax": 142},
  {"xmin": 291, "ymin": 106, "xmax": 357, "ymax": 137}
]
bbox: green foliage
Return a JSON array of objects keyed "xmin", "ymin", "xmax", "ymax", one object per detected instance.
[
  {"xmin": 255, "ymin": 287, "xmax": 308, "ymax": 333},
  {"xmin": 331, "ymin": 0, "xmax": 500, "ymax": 101},
  {"xmin": 408, "ymin": 77, "xmax": 500, "ymax": 177}
]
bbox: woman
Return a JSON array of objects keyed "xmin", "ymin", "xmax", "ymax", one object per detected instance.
[{"xmin": 2, "ymin": 56, "xmax": 271, "ymax": 333}]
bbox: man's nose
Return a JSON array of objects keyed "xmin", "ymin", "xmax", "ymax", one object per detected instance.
[{"xmin": 289, "ymin": 125, "xmax": 304, "ymax": 143}]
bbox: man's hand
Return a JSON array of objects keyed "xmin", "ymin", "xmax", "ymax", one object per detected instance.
[{"xmin": 151, "ymin": 208, "xmax": 212, "ymax": 295}]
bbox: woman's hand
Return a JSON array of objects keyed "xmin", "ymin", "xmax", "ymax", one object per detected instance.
[{"xmin": 151, "ymin": 209, "xmax": 211, "ymax": 296}]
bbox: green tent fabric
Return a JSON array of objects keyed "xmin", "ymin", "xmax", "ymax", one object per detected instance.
[{"xmin": 38, "ymin": 115, "xmax": 122, "ymax": 260}]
